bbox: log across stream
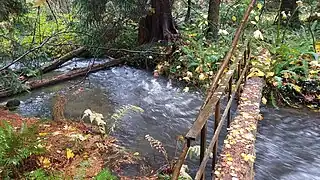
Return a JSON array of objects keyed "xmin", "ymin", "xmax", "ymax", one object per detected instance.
[{"xmin": 3, "ymin": 59, "xmax": 320, "ymax": 179}]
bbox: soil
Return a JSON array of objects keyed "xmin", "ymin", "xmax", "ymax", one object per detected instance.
[{"xmin": 0, "ymin": 108, "xmax": 156, "ymax": 179}]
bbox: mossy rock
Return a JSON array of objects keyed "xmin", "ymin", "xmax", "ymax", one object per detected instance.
[{"xmin": 6, "ymin": 99, "xmax": 20, "ymax": 111}]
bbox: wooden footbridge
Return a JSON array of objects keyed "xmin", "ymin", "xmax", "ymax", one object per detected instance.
[{"xmin": 172, "ymin": 1, "xmax": 263, "ymax": 179}]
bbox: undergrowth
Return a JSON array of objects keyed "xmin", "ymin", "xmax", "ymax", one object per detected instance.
[{"xmin": 0, "ymin": 122, "xmax": 44, "ymax": 178}]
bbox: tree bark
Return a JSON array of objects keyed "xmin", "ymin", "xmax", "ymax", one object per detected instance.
[
  {"xmin": 0, "ymin": 59, "xmax": 123, "ymax": 98},
  {"xmin": 138, "ymin": 0, "xmax": 179, "ymax": 45},
  {"xmin": 41, "ymin": 46, "xmax": 86, "ymax": 74},
  {"xmin": 185, "ymin": 0, "xmax": 191, "ymax": 23},
  {"xmin": 207, "ymin": 0, "xmax": 220, "ymax": 40}
]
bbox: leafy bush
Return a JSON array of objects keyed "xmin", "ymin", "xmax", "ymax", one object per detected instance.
[{"xmin": 0, "ymin": 122, "xmax": 44, "ymax": 178}]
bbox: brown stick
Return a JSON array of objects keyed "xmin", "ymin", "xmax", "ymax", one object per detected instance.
[{"xmin": 0, "ymin": 59, "xmax": 123, "ymax": 98}]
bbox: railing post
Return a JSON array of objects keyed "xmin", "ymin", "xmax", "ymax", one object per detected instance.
[
  {"xmin": 212, "ymin": 100, "xmax": 221, "ymax": 178},
  {"xmin": 227, "ymin": 79, "xmax": 232, "ymax": 127},
  {"xmin": 172, "ymin": 139, "xmax": 191, "ymax": 180},
  {"xmin": 200, "ymin": 122, "xmax": 207, "ymax": 180},
  {"xmin": 236, "ymin": 59, "xmax": 242, "ymax": 104}
]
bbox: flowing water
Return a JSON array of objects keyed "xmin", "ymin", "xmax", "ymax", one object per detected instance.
[{"xmin": 5, "ymin": 59, "xmax": 320, "ymax": 179}]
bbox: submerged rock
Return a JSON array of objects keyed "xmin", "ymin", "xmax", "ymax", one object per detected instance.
[{"xmin": 6, "ymin": 99, "xmax": 20, "ymax": 111}]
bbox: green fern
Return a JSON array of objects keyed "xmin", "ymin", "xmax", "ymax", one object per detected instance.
[{"xmin": 0, "ymin": 122, "xmax": 44, "ymax": 178}]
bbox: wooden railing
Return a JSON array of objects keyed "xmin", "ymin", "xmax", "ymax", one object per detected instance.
[{"xmin": 171, "ymin": 1, "xmax": 256, "ymax": 179}]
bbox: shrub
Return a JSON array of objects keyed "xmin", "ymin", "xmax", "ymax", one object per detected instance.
[{"xmin": 0, "ymin": 122, "xmax": 44, "ymax": 178}]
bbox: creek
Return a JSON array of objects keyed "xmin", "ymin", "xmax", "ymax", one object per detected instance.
[{"xmin": 6, "ymin": 59, "xmax": 320, "ymax": 179}]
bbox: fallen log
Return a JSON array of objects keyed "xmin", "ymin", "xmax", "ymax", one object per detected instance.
[
  {"xmin": 0, "ymin": 59, "xmax": 124, "ymax": 98},
  {"xmin": 214, "ymin": 49, "xmax": 270, "ymax": 180},
  {"xmin": 40, "ymin": 46, "xmax": 86, "ymax": 74}
]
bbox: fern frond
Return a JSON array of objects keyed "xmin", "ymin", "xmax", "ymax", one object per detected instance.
[{"xmin": 145, "ymin": 134, "xmax": 169, "ymax": 164}]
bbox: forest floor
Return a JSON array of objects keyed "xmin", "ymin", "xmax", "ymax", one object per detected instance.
[{"xmin": 0, "ymin": 108, "xmax": 156, "ymax": 179}]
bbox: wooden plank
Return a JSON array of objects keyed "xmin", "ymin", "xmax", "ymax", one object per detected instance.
[{"xmin": 185, "ymin": 55, "xmax": 242, "ymax": 140}]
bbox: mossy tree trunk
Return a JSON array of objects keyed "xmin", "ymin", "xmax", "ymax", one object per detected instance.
[{"xmin": 138, "ymin": 0, "xmax": 179, "ymax": 45}]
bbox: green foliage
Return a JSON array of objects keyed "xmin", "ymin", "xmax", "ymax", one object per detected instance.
[
  {"xmin": 25, "ymin": 168, "xmax": 62, "ymax": 180},
  {"xmin": 0, "ymin": 0, "xmax": 27, "ymax": 21},
  {"xmin": 157, "ymin": 12, "xmax": 231, "ymax": 90},
  {"xmin": 73, "ymin": 0, "xmax": 142, "ymax": 54},
  {"xmin": 0, "ymin": 122, "xmax": 44, "ymax": 178},
  {"xmin": 95, "ymin": 168, "xmax": 118, "ymax": 180}
]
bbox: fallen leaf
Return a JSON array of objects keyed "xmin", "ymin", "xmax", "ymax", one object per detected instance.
[
  {"xmin": 262, "ymin": 97, "xmax": 267, "ymax": 104},
  {"xmin": 38, "ymin": 156, "xmax": 51, "ymax": 168},
  {"xmin": 38, "ymin": 132, "xmax": 48, "ymax": 136},
  {"xmin": 66, "ymin": 148, "xmax": 74, "ymax": 159}
]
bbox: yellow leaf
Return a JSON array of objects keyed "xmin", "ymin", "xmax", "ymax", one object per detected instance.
[
  {"xmin": 241, "ymin": 153, "xmax": 256, "ymax": 162},
  {"xmin": 38, "ymin": 156, "xmax": 51, "ymax": 168},
  {"xmin": 316, "ymin": 41, "xmax": 320, "ymax": 53},
  {"xmin": 247, "ymin": 68, "xmax": 265, "ymax": 79},
  {"xmin": 292, "ymin": 84, "xmax": 302, "ymax": 93},
  {"xmin": 39, "ymin": 132, "xmax": 48, "ymax": 136},
  {"xmin": 133, "ymin": 152, "xmax": 140, "ymax": 156},
  {"xmin": 195, "ymin": 66, "xmax": 201, "ymax": 73},
  {"xmin": 232, "ymin": 16, "xmax": 237, "ymax": 22},
  {"xmin": 227, "ymin": 157, "xmax": 233, "ymax": 162},
  {"xmin": 188, "ymin": 33, "xmax": 197, "ymax": 37},
  {"xmin": 199, "ymin": 73, "xmax": 206, "ymax": 81},
  {"xmin": 309, "ymin": 70, "xmax": 318, "ymax": 74},
  {"xmin": 262, "ymin": 97, "xmax": 267, "ymax": 104},
  {"xmin": 257, "ymin": 3, "xmax": 263, "ymax": 10},
  {"xmin": 240, "ymin": 97, "xmax": 248, "ymax": 101},
  {"xmin": 266, "ymin": 72, "xmax": 274, "ymax": 78},
  {"xmin": 66, "ymin": 148, "xmax": 74, "ymax": 159}
]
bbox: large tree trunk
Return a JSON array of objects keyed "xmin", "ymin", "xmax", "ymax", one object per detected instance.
[
  {"xmin": 207, "ymin": 0, "xmax": 220, "ymax": 40},
  {"xmin": 279, "ymin": 0, "xmax": 300, "ymax": 26},
  {"xmin": 138, "ymin": 0, "xmax": 179, "ymax": 45}
]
